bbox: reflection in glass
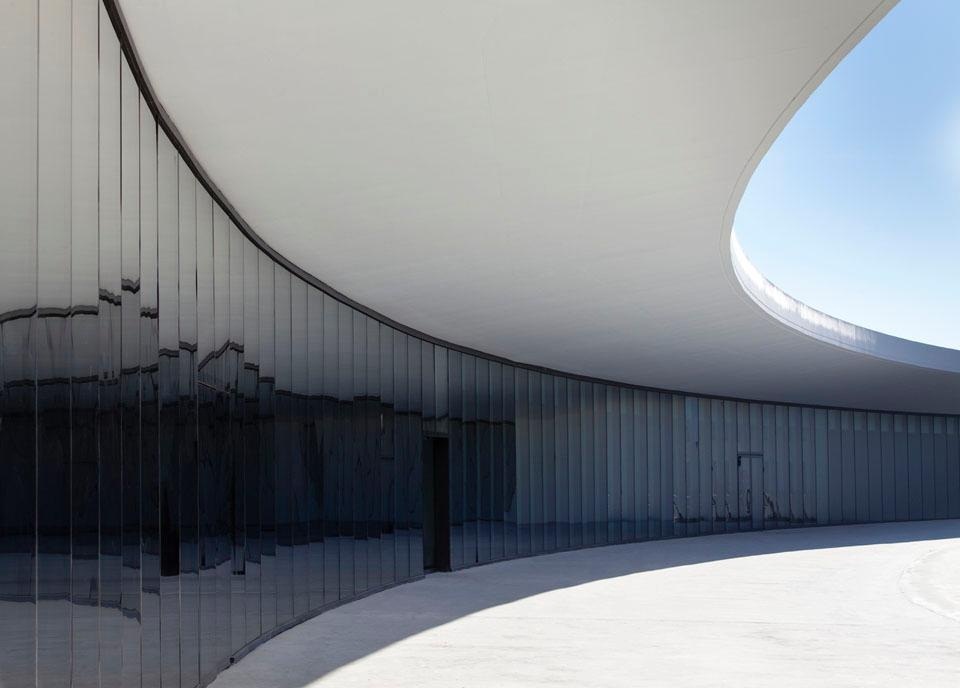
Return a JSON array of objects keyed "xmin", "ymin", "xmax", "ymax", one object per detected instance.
[{"xmin": 2, "ymin": 3, "xmax": 958, "ymax": 685}]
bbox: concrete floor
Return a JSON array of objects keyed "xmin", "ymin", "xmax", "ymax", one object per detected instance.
[{"xmin": 211, "ymin": 521, "xmax": 960, "ymax": 688}]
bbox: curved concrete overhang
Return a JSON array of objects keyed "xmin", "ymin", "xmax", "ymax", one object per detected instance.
[
  {"xmin": 115, "ymin": 0, "xmax": 960, "ymax": 414},
  {"xmin": 729, "ymin": 232, "xmax": 960, "ymax": 375}
]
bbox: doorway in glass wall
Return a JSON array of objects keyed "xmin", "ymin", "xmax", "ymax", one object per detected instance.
[{"xmin": 422, "ymin": 437, "xmax": 451, "ymax": 572}]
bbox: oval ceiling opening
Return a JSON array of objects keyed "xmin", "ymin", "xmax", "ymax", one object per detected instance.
[{"xmin": 734, "ymin": 0, "xmax": 960, "ymax": 351}]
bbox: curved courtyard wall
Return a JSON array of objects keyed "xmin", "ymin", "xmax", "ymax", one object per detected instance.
[{"xmin": 1, "ymin": 2, "xmax": 959, "ymax": 687}]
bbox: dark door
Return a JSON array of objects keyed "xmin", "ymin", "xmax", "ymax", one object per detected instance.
[
  {"xmin": 422, "ymin": 437, "xmax": 450, "ymax": 572},
  {"xmin": 738, "ymin": 453, "xmax": 764, "ymax": 530}
]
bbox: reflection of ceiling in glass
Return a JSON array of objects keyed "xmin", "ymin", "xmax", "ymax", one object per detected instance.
[{"xmin": 734, "ymin": 0, "xmax": 960, "ymax": 351}]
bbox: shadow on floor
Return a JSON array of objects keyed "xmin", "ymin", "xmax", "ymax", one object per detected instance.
[{"xmin": 211, "ymin": 519, "xmax": 960, "ymax": 687}]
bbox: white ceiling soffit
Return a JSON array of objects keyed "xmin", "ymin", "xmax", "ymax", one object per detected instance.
[{"xmin": 118, "ymin": 0, "xmax": 960, "ymax": 414}]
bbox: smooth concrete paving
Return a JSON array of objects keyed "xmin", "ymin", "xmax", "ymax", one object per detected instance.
[{"xmin": 212, "ymin": 521, "xmax": 960, "ymax": 688}]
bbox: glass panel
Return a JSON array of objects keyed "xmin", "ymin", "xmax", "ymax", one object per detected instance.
[
  {"xmin": 321, "ymin": 294, "xmax": 340, "ymax": 603},
  {"xmin": 594, "ymin": 384, "xmax": 607, "ymax": 545},
  {"xmin": 582, "ymin": 383, "xmax": 596, "ymax": 544},
  {"xmin": 274, "ymin": 269, "xmax": 293, "ymax": 623},
  {"xmin": 605, "ymin": 386, "xmax": 620, "ymax": 543},
  {"xmin": 213, "ymin": 200, "xmax": 232, "ymax": 667},
  {"xmin": 827, "ymin": 409, "xmax": 842, "ymax": 524},
  {"xmin": 894, "ymin": 414, "xmax": 910, "ymax": 521},
  {"xmin": 867, "ymin": 413, "xmax": 883, "ymax": 522},
  {"xmin": 37, "ymin": 1, "xmax": 73, "ymax": 683},
  {"xmin": 735, "ymin": 403, "xmax": 750, "ymax": 530},
  {"xmin": 307, "ymin": 287, "xmax": 324, "ymax": 608},
  {"xmin": 351, "ymin": 313, "xmax": 367, "ymax": 594},
  {"xmin": 696, "ymin": 398, "xmax": 710, "ymax": 536},
  {"xmin": 477, "ymin": 357, "xmax": 492, "ymax": 563},
  {"xmin": 683, "ymin": 396, "xmax": 698, "ymax": 536},
  {"xmin": 291, "ymin": 278, "xmax": 309, "ymax": 616},
  {"xmin": 378, "ymin": 325, "xmax": 396, "ymax": 585},
  {"xmin": 503, "ymin": 366, "xmax": 518, "ymax": 559},
  {"xmin": 176, "ymin": 167, "xmax": 199, "ymax": 688},
  {"xmin": 0, "ymin": 4, "xmax": 37, "ymax": 685},
  {"xmin": 99, "ymin": 17, "xmax": 124, "ymax": 687},
  {"xmin": 880, "ymin": 413, "xmax": 896, "ymax": 522},
  {"xmin": 840, "ymin": 410, "xmax": 855, "ymax": 523},
  {"xmin": 789, "ymin": 406, "xmax": 802, "ymax": 525},
  {"xmin": 671, "ymin": 395, "xmax": 685, "ymax": 537},
  {"xmin": 762, "ymin": 405, "xmax": 778, "ymax": 527},
  {"xmin": 366, "ymin": 318, "xmax": 381, "ymax": 588},
  {"xmin": 258, "ymin": 256, "xmax": 277, "ymax": 630},
  {"xmin": 156, "ymin": 133, "xmax": 181, "ymax": 688},
  {"xmin": 802, "ymin": 408, "xmax": 816, "ymax": 524},
  {"xmin": 447, "ymin": 350, "xmax": 464, "ymax": 569},
  {"xmin": 748, "ymin": 403, "xmax": 763, "ymax": 529},
  {"xmin": 815, "ymin": 409, "xmax": 828, "ymax": 525},
  {"xmin": 463, "ymin": 355, "xmax": 478, "ymax": 564},
  {"xmin": 542, "ymin": 376, "xmax": 556, "ymax": 551},
  {"xmin": 242, "ymin": 238, "xmax": 261, "ymax": 641},
  {"xmin": 529, "ymin": 372, "xmax": 543, "ymax": 554},
  {"xmin": 775, "ymin": 405, "xmax": 789, "ymax": 528},
  {"xmin": 229, "ymin": 224, "xmax": 246, "ymax": 650},
  {"xmin": 490, "ymin": 361, "xmax": 505, "ymax": 559},
  {"xmin": 70, "ymin": 3, "xmax": 100, "ymax": 684},
  {"xmin": 635, "ymin": 391, "xmax": 648, "ymax": 540},
  {"xmin": 407, "ymin": 337, "xmax": 423, "ymax": 577},
  {"xmin": 659, "ymin": 393, "xmax": 673, "ymax": 538},
  {"xmin": 722, "ymin": 402, "xmax": 738, "ymax": 532},
  {"xmin": 709, "ymin": 399, "xmax": 724, "ymax": 534},
  {"xmin": 920, "ymin": 415, "xmax": 935, "ymax": 520},
  {"xmin": 933, "ymin": 416, "xmax": 948, "ymax": 519},
  {"xmin": 567, "ymin": 380, "xmax": 584, "ymax": 547},
  {"xmin": 139, "ymin": 94, "xmax": 161, "ymax": 688},
  {"xmin": 946, "ymin": 417, "xmax": 960, "ymax": 519},
  {"xmin": 854, "ymin": 411, "xmax": 869, "ymax": 522},
  {"xmin": 337, "ymin": 303, "xmax": 354, "ymax": 598},
  {"xmin": 392, "ymin": 332, "xmax": 409, "ymax": 579},
  {"xmin": 646, "ymin": 392, "xmax": 661, "ymax": 539},
  {"xmin": 555, "ymin": 378, "xmax": 570, "ymax": 548},
  {"xmin": 568, "ymin": 382, "xmax": 583, "ymax": 547},
  {"xmin": 196, "ymin": 185, "xmax": 217, "ymax": 677},
  {"xmin": 515, "ymin": 368, "xmax": 530, "ymax": 555},
  {"xmin": 620, "ymin": 389, "xmax": 635, "ymax": 541},
  {"xmin": 111, "ymin": 39, "xmax": 140, "ymax": 688}
]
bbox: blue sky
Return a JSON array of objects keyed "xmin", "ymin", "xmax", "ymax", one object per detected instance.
[{"xmin": 734, "ymin": 0, "xmax": 960, "ymax": 350}]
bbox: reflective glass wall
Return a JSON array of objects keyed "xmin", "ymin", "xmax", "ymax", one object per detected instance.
[{"xmin": 2, "ymin": 2, "xmax": 960, "ymax": 687}]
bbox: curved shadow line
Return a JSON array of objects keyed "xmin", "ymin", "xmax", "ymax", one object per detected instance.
[
  {"xmin": 212, "ymin": 520, "xmax": 960, "ymax": 687},
  {"xmin": 717, "ymin": 0, "xmax": 960, "ymax": 370}
]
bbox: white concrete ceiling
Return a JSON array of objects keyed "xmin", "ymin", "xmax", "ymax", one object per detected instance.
[{"xmin": 118, "ymin": 0, "xmax": 960, "ymax": 413}]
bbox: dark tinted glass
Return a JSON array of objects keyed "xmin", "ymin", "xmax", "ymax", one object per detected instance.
[
  {"xmin": 139, "ymin": 92, "xmax": 162, "ymax": 688},
  {"xmin": 243, "ymin": 238, "xmax": 262, "ymax": 640},
  {"xmin": 37, "ymin": 4, "xmax": 75, "ymax": 685},
  {"xmin": 463, "ymin": 355, "xmax": 478, "ymax": 564},
  {"xmin": 379, "ymin": 325, "xmax": 396, "ymax": 585},
  {"xmin": 292, "ymin": 278, "xmax": 309, "ymax": 616},
  {"xmin": 408, "ymin": 338, "xmax": 424, "ymax": 577},
  {"xmin": 196, "ymin": 186, "xmax": 217, "ymax": 677},
  {"xmin": 322, "ymin": 294, "xmax": 340, "ymax": 603},
  {"xmin": 6, "ymin": 5, "xmax": 959, "ymax": 686},
  {"xmin": 447, "ymin": 350, "xmax": 464, "ymax": 569},
  {"xmin": 542, "ymin": 376, "xmax": 556, "ymax": 550},
  {"xmin": 337, "ymin": 303, "xmax": 354, "ymax": 598},
  {"xmin": 307, "ymin": 286, "xmax": 324, "ymax": 607}
]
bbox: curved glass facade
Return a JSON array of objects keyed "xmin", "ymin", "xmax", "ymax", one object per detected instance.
[{"xmin": 1, "ymin": 2, "xmax": 959, "ymax": 687}]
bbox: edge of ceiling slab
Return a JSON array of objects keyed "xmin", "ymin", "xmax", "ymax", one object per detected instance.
[
  {"xmin": 717, "ymin": 0, "xmax": 960, "ymax": 374},
  {"xmin": 103, "ymin": 0, "xmax": 959, "ymax": 412}
]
